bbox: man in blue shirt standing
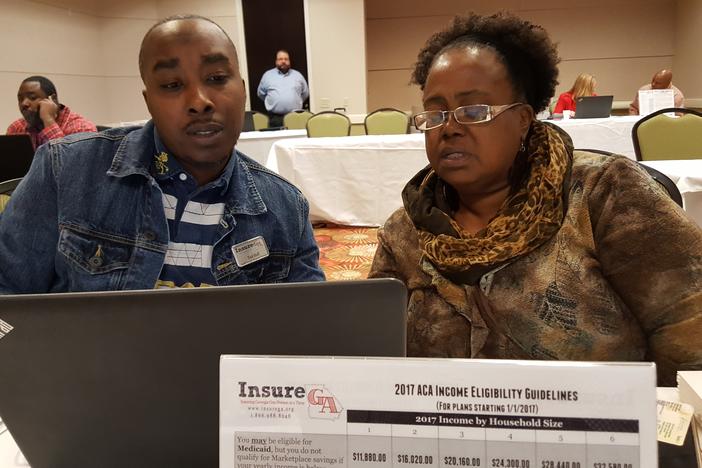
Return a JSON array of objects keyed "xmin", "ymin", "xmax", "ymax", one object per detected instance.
[
  {"xmin": 257, "ymin": 50, "xmax": 309, "ymax": 127},
  {"xmin": 0, "ymin": 15, "xmax": 325, "ymax": 293}
]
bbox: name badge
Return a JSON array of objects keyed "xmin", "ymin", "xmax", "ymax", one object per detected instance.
[{"xmin": 232, "ymin": 236, "xmax": 269, "ymax": 267}]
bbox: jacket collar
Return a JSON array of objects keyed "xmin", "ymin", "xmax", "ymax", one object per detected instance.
[{"xmin": 107, "ymin": 120, "xmax": 267, "ymax": 216}]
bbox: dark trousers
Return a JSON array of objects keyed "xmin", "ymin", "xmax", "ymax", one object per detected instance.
[{"xmin": 268, "ymin": 113, "xmax": 285, "ymax": 128}]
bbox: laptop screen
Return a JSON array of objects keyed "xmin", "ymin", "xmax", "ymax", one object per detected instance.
[
  {"xmin": 0, "ymin": 279, "xmax": 407, "ymax": 468},
  {"xmin": 0, "ymin": 135, "xmax": 34, "ymax": 181},
  {"xmin": 574, "ymin": 95, "xmax": 614, "ymax": 119}
]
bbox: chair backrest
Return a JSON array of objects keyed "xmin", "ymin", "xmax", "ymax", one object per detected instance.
[
  {"xmin": 640, "ymin": 164, "xmax": 684, "ymax": 207},
  {"xmin": 0, "ymin": 194, "xmax": 9, "ymax": 214},
  {"xmin": 305, "ymin": 111, "xmax": 351, "ymax": 137},
  {"xmin": 364, "ymin": 108, "xmax": 410, "ymax": 135},
  {"xmin": 576, "ymin": 149, "xmax": 683, "ymax": 207},
  {"xmin": 632, "ymin": 107, "xmax": 702, "ymax": 161},
  {"xmin": 251, "ymin": 111, "xmax": 269, "ymax": 130},
  {"xmin": 549, "ymin": 97, "xmax": 557, "ymax": 116},
  {"xmin": 0, "ymin": 177, "xmax": 21, "ymax": 196},
  {"xmin": 0, "ymin": 178, "xmax": 22, "ymax": 214},
  {"xmin": 283, "ymin": 110, "xmax": 313, "ymax": 130}
]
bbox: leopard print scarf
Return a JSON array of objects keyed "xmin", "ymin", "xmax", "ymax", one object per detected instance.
[{"xmin": 402, "ymin": 120, "xmax": 573, "ymax": 284}]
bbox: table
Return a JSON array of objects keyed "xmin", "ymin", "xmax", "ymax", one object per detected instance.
[
  {"xmin": 267, "ymin": 134, "xmax": 427, "ymax": 226},
  {"xmin": 641, "ymin": 159, "xmax": 702, "ymax": 226},
  {"xmin": 235, "ymin": 129, "xmax": 306, "ymax": 165},
  {"xmin": 267, "ymin": 135, "xmax": 701, "ymax": 227},
  {"xmin": 0, "ymin": 423, "xmax": 26, "ymax": 467},
  {"xmin": 547, "ymin": 115, "xmax": 641, "ymax": 159}
]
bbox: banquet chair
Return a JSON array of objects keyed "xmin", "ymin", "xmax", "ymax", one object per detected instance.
[
  {"xmin": 306, "ymin": 111, "xmax": 351, "ymax": 137},
  {"xmin": 251, "ymin": 111, "xmax": 269, "ymax": 130},
  {"xmin": 283, "ymin": 110, "xmax": 313, "ymax": 130},
  {"xmin": 0, "ymin": 178, "xmax": 21, "ymax": 214},
  {"xmin": 364, "ymin": 108, "xmax": 410, "ymax": 135},
  {"xmin": 632, "ymin": 107, "xmax": 702, "ymax": 161},
  {"xmin": 577, "ymin": 149, "xmax": 683, "ymax": 207}
]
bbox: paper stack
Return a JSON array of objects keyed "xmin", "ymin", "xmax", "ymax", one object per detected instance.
[{"xmin": 678, "ymin": 371, "xmax": 702, "ymax": 467}]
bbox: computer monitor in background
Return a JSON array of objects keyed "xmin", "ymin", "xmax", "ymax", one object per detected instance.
[
  {"xmin": 574, "ymin": 95, "xmax": 614, "ymax": 119},
  {"xmin": 0, "ymin": 135, "xmax": 34, "ymax": 181}
]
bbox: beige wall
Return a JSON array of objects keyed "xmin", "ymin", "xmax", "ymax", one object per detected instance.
[
  {"xmin": 366, "ymin": 0, "xmax": 679, "ymax": 112},
  {"xmin": 674, "ymin": 0, "xmax": 702, "ymax": 107},
  {"xmin": 6, "ymin": 0, "xmax": 697, "ymax": 130},
  {"xmin": 306, "ymin": 0, "xmax": 367, "ymax": 113},
  {"xmin": 1, "ymin": 0, "xmax": 102, "ymax": 130},
  {"xmin": 0, "ymin": 0, "xmax": 244, "ymax": 131}
]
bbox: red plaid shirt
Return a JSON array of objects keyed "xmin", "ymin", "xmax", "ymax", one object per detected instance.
[{"xmin": 6, "ymin": 106, "xmax": 97, "ymax": 149}]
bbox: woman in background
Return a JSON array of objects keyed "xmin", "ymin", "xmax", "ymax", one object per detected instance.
[
  {"xmin": 369, "ymin": 12, "xmax": 702, "ymax": 386},
  {"xmin": 553, "ymin": 73, "xmax": 596, "ymax": 114}
]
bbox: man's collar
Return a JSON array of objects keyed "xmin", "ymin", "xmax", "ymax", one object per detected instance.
[
  {"xmin": 150, "ymin": 128, "xmax": 240, "ymax": 196},
  {"xmin": 47, "ymin": 104, "xmax": 69, "ymax": 127},
  {"xmin": 107, "ymin": 121, "xmax": 266, "ymax": 215}
]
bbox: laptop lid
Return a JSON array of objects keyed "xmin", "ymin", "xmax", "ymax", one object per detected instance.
[
  {"xmin": 574, "ymin": 95, "xmax": 614, "ymax": 119},
  {"xmin": 0, "ymin": 135, "xmax": 34, "ymax": 182},
  {"xmin": 0, "ymin": 279, "xmax": 407, "ymax": 468}
]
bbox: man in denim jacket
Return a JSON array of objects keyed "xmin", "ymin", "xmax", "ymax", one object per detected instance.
[{"xmin": 0, "ymin": 15, "xmax": 325, "ymax": 293}]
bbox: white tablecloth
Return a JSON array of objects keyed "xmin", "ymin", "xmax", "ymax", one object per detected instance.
[
  {"xmin": 267, "ymin": 134, "xmax": 427, "ymax": 226},
  {"xmin": 548, "ymin": 116, "xmax": 640, "ymax": 159},
  {"xmin": 0, "ymin": 425, "xmax": 27, "ymax": 467},
  {"xmin": 267, "ymin": 134, "xmax": 701, "ymax": 227},
  {"xmin": 235, "ymin": 129, "xmax": 307, "ymax": 165},
  {"xmin": 641, "ymin": 159, "xmax": 702, "ymax": 226}
]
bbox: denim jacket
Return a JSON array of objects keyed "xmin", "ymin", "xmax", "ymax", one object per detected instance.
[{"xmin": 0, "ymin": 122, "xmax": 325, "ymax": 293}]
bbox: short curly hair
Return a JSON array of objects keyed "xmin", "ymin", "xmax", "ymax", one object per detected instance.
[{"xmin": 412, "ymin": 12, "xmax": 560, "ymax": 113}]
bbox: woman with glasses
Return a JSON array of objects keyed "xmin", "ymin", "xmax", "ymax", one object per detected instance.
[{"xmin": 369, "ymin": 12, "xmax": 702, "ymax": 385}]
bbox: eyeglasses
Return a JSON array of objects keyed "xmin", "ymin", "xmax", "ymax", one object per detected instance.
[{"xmin": 413, "ymin": 103, "xmax": 523, "ymax": 131}]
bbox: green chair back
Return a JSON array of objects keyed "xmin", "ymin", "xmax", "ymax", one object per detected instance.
[
  {"xmin": 283, "ymin": 110, "xmax": 313, "ymax": 130},
  {"xmin": 306, "ymin": 111, "xmax": 351, "ymax": 137},
  {"xmin": 364, "ymin": 108, "xmax": 410, "ymax": 135},
  {"xmin": 0, "ymin": 194, "xmax": 10, "ymax": 214},
  {"xmin": 251, "ymin": 111, "xmax": 269, "ymax": 130},
  {"xmin": 0, "ymin": 178, "xmax": 22, "ymax": 214},
  {"xmin": 632, "ymin": 108, "xmax": 702, "ymax": 161},
  {"xmin": 576, "ymin": 148, "xmax": 683, "ymax": 207}
]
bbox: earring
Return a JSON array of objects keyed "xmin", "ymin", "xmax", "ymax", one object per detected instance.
[{"xmin": 519, "ymin": 139, "xmax": 526, "ymax": 153}]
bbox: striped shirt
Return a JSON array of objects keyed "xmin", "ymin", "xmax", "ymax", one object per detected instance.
[{"xmin": 152, "ymin": 132, "xmax": 236, "ymax": 288}]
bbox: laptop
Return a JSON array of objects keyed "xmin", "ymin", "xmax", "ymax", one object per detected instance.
[
  {"xmin": 0, "ymin": 135, "xmax": 34, "ymax": 181},
  {"xmin": 574, "ymin": 95, "xmax": 614, "ymax": 119},
  {"xmin": 0, "ymin": 279, "xmax": 407, "ymax": 468}
]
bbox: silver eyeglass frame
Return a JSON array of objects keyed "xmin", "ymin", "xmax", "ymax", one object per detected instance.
[{"xmin": 413, "ymin": 103, "xmax": 523, "ymax": 131}]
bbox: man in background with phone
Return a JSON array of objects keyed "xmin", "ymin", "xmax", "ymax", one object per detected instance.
[{"xmin": 6, "ymin": 75, "xmax": 97, "ymax": 149}]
